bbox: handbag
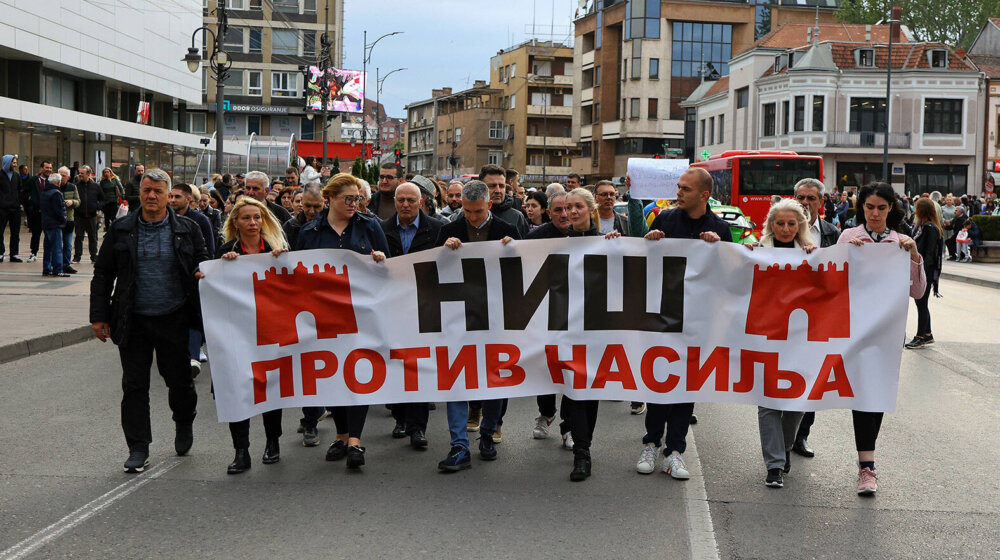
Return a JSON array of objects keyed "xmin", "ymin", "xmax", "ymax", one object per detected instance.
[{"xmin": 115, "ymin": 197, "xmax": 129, "ymax": 220}]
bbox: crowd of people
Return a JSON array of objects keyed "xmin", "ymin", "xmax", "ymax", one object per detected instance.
[{"xmin": 80, "ymin": 157, "xmax": 932, "ymax": 498}]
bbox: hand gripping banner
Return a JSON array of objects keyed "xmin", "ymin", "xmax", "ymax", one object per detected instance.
[{"xmin": 199, "ymin": 238, "xmax": 911, "ymax": 422}]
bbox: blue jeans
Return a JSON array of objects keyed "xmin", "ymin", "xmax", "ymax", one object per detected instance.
[
  {"xmin": 42, "ymin": 228, "xmax": 62, "ymax": 274},
  {"xmin": 446, "ymin": 401, "xmax": 470, "ymax": 450},
  {"xmin": 188, "ymin": 329, "xmax": 202, "ymax": 360},
  {"xmin": 62, "ymin": 226, "xmax": 74, "ymax": 269}
]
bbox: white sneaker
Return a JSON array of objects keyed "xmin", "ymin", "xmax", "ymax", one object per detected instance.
[
  {"xmin": 562, "ymin": 432, "xmax": 574, "ymax": 450},
  {"xmin": 663, "ymin": 451, "xmax": 690, "ymax": 479},
  {"xmin": 199, "ymin": 349, "xmax": 208, "ymax": 362},
  {"xmin": 630, "ymin": 402, "xmax": 647, "ymax": 415},
  {"xmin": 190, "ymin": 359, "xmax": 201, "ymax": 379},
  {"xmin": 636, "ymin": 443, "xmax": 658, "ymax": 474},
  {"xmin": 27, "ymin": 254, "xmax": 37, "ymax": 263},
  {"xmin": 532, "ymin": 415, "xmax": 554, "ymax": 439}
]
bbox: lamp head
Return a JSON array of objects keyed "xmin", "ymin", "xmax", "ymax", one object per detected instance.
[{"xmin": 184, "ymin": 47, "xmax": 202, "ymax": 73}]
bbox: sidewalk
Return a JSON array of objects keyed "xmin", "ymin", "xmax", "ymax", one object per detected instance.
[{"xmin": 940, "ymin": 259, "xmax": 1000, "ymax": 290}]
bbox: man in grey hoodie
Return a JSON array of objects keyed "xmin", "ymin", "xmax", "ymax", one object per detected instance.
[{"xmin": 0, "ymin": 154, "xmax": 23, "ymax": 262}]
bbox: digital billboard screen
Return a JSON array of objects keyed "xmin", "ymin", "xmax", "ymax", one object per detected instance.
[{"xmin": 306, "ymin": 67, "xmax": 366, "ymax": 113}]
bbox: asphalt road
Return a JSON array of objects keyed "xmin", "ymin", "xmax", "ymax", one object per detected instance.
[{"xmin": 0, "ymin": 277, "xmax": 998, "ymax": 559}]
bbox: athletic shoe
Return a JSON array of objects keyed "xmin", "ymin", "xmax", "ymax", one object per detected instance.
[
  {"xmin": 479, "ymin": 435, "xmax": 497, "ymax": 460},
  {"xmin": 27, "ymin": 254, "xmax": 36, "ymax": 263},
  {"xmin": 765, "ymin": 468, "xmax": 783, "ymax": 488},
  {"xmin": 302, "ymin": 427, "xmax": 319, "ymax": 447},
  {"xmin": 64, "ymin": 266, "xmax": 78, "ymax": 274},
  {"xmin": 532, "ymin": 415, "xmax": 554, "ymax": 439},
  {"xmin": 124, "ymin": 450, "xmax": 150, "ymax": 473},
  {"xmin": 636, "ymin": 443, "xmax": 658, "ymax": 474},
  {"xmin": 690, "ymin": 414, "xmax": 698, "ymax": 425},
  {"xmin": 562, "ymin": 432, "xmax": 574, "ymax": 450},
  {"xmin": 190, "ymin": 359, "xmax": 201, "ymax": 378},
  {"xmin": 346, "ymin": 445, "xmax": 366, "ymax": 468},
  {"xmin": 72, "ymin": 256, "xmax": 81, "ymax": 264},
  {"xmin": 921, "ymin": 335, "xmax": 934, "ymax": 345},
  {"xmin": 857, "ymin": 467, "xmax": 878, "ymax": 495},
  {"xmin": 904, "ymin": 336, "xmax": 925, "ymax": 349},
  {"xmin": 199, "ymin": 349, "xmax": 208, "ymax": 362},
  {"xmin": 325, "ymin": 440, "xmax": 347, "ymax": 461},
  {"xmin": 630, "ymin": 402, "xmax": 646, "ymax": 415},
  {"xmin": 467, "ymin": 407, "xmax": 481, "ymax": 432},
  {"xmin": 55, "ymin": 272, "xmax": 70, "ymax": 277},
  {"xmin": 8, "ymin": 255, "xmax": 22, "ymax": 263},
  {"xmin": 663, "ymin": 452, "xmax": 690, "ymax": 480},
  {"xmin": 438, "ymin": 446, "xmax": 472, "ymax": 471},
  {"xmin": 492, "ymin": 426, "xmax": 503, "ymax": 443}
]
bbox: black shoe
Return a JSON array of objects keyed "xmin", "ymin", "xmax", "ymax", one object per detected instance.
[
  {"xmin": 123, "ymin": 450, "xmax": 150, "ymax": 473},
  {"xmin": 765, "ymin": 468, "xmax": 783, "ymax": 488},
  {"xmin": 55, "ymin": 272, "xmax": 70, "ymax": 277},
  {"xmin": 689, "ymin": 414, "xmax": 698, "ymax": 425},
  {"xmin": 174, "ymin": 422, "xmax": 193, "ymax": 456},
  {"xmin": 262, "ymin": 438, "xmax": 280, "ymax": 464},
  {"xmin": 922, "ymin": 334, "xmax": 934, "ymax": 345},
  {"xmin": 8, "ymin": 255, "xmax": 22, "ymax": 263},
  {"xmin": 64, "ymin": 266, "xmax": 78, "ymax": 274},
  {"xmin": 227, "ymin": 448, "xmax": 251, "ymax": 474},
  {"xmin": 72, "ymin": 256, "xmax": 81, "ymax": 263},
  {"xmin": 325, "ymin": 440, "xmax": 347, "ymax": 461},
  {"xmin": 479, "ymin": 434, "xmax": 497, "ymax": 461},
  {"xmin": 792, "ymin": 438, "xmax": 815, "ymax": 458},
  {"xmin": 904, "ymin": 335, "xmax": 926, "ymax": 349},
  {"xmin": 391, "ymin": 422, "xmax": 406, "ymax": 439},
  {"xmin": 410, "ymin": 430, "xmax": 428, "ymax": 449},
  {"xmin": 570, "ymin": 450, "xmax": 592, "ymax": 481},
  {"xmin": 438, "ymin": 446, "xmax": 472, "ymax": 472},
  {"xmin": 934, "ymin": 291, "xmax": 942, "ymax": 298},
  {"xmin": 783, "ymin": 451, "xmax": 791, "ymax": 474},
  {"xmin": 346, "ymin": 445, "xmax": 366, "ymax": 468}
]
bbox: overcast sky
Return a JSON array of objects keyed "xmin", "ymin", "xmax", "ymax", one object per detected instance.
[{"xmin": 341, "ymin": 0, "xmax": 580, "ymax": 118}]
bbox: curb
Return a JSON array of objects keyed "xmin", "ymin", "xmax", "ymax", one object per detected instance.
[
  {"xmin": 940, "ymin": 271, "xmax": 1000, "ymax": 291},
  {"xmin": 0, "ymin": 325, "xmax": 94, "ymax": 365}
]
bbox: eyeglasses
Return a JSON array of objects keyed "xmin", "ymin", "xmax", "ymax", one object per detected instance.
[
  {"xmin": 394, "ymin": 197, "xmax": 419, "ymax": 204},
  {"xmin": 597, "ymin": 192, "xmax": 617, "ymax": 198},
  {"xmin": 379, "ymin": 174, "xmax": 397, "ymax": 181},
  {"xmin": 795, "ymin": 195, "xmax": 819, "ymax": 202},
  {"xmin": 341, "ymin": 195, "xmax": 363, "ymax": 205}
]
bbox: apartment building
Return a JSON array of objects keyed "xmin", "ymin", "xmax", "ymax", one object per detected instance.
[
  {"xmin": 968, "ymin": 18, "xmax": 1000, "ymax": 191},
  {"xmin": 683, "ymin": 22, "xmax": 985, "ymax": 195},
  {"xmin": 571, "ymin": 0, "xmax": 838, "ymax": 181}
]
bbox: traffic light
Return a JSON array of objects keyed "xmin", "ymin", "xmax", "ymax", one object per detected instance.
[{"xmin": 394, "ymin": 148, "xmax": 402, "ymax": 165}]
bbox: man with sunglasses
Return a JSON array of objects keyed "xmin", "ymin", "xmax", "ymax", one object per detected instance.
[
  {"xmin": 244, "ymin": 170, "xmax": 292, "ymax": 224},
  {"xmin": 370, "ymin": 162, "xmax": 403, "ymax": 220}
]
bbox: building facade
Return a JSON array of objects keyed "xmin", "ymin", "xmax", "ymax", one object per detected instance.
[
  {"xmin": 570, "ymin": 0, "xmax": 838, "ymax": 182},
  {"xmin": 683, "ymin": 22, "xmax": 985, "ymax": 196},
  {"xmin": 968, "ymin": 18, "xmax": 1000, "ymax": 193}
]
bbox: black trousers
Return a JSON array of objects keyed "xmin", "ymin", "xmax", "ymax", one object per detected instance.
[
  {"xmin": 300, "ymin": 406, "xmax": 324, "ymax": 430},
  {"xmin": 0, "ymin": 207, "xmax": 21, "ymax": 256},
  {"xmin": 537, "ymin": 394, "xmax": 557, "ymax": 418},
  {"xmin": 229, "ymin": 410, "xmax": 282, "ymax": 450},
  {"xmin": 391, "ymin": 402, "xmax": 429, "ymax": 434},
  {"xmin": 26, "ymin": 211, "xmax": 41, "ymax": 255},
  {"xmin": 561, "ymin": 398, "xmax": 599, "ymax": 451},
  {"xmin": 102, "ymin": 202, "xmax": 118, "ymax": 233},
  {"xmin": 119, "ymin": 310, "xmax": 197, "ymax": 452},
  {"xmin": 914, "ymin": 280, "xmax": 933, "ymax": 335},
  {"xmin": 74, "ymin": 215, "xmax": 99, "ymax": 260},
  {"xmin": 643, "ymin": 402, "xmax": 695, "ymax": 454},
  {"xmin": 852, "ymin": 410, "xmax": 883, "ymax": 452},
  {"xmin": 331, "ymin": 405, "xmax": 368, "ymax": 439},
  {"xmin": 796, "ymin": 411, "xmax": 815, "ymax": 441}
]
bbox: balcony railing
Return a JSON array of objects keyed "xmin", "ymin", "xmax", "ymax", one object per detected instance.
[
  {"xmin": 526, "ymin": 136, "xmax": 576, "ymax": 147},
  {"xmin": 826, "ymin": 131, "xmax": 911, "ymax": 149},
  {"xmin": 527, "ymin": 105, "xmax": 572, "ymax": 116}
]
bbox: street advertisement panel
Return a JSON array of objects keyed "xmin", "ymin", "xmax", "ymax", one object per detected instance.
[
  {"xmin": 201, "ymin": 239, "xmax": 911, "ymax": 422},
  {"xmin": 305, "ymin": 67, "xmax": 366, "ymax": 113}
]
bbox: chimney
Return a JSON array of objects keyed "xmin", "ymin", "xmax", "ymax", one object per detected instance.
[
  {"xmin": 473, "ymin": 80, "xmax": 486, "ymax": 88},
  {"xmin": 443, "ymin": 87, "xmax": 452, "ymax": 95},
  {"xmin": 955, "ymin": 48, "xmax": 967, "ymax": 59},
  {"xmin": 891, "ymin": 6, "xmax": 902, "ymax": 43}
]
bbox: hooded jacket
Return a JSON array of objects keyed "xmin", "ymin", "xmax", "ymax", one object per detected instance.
[
  {"xmin": 0, "ymin": 155, "xmax": 20, "ymax": 209},
  {"xmin": 40, "ymin": 181, "xmax": 67, "ymax": 230}
]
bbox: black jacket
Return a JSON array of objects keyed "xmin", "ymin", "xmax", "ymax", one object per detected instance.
[
  {"xmin": 816, "ymin": 218, "xmax": 840, "ymax": 248},
  {"xmin": 124, "ymin": 174, "xmax": 142, "ymax": 210},
  {"xmin": 76, "ymin": 179, "xmax": 104, "ymax": 218},
  {"xmin": 435, "ymin": 213, "xmax": 521, "ymax": 246},
  {"xmin": 217, "ymin": 236, "xmax": 273, "ymax": 259},
  {"xmin": 40, "ymin": 183, "xmax": 66, "ymax": 230},
  {"xmin": 0, "ymin": 164, "xmax": 19, "ymax": 210},
  {"xmin": 90, "ymin": 208, "xmax": 209, "ymax": 346},
  {"xmin": 381, "ymin": 210, "xmax": 442, "ymax": 256},
  {"xmin": 912, "ymin": 222, "xmax": 942, "ymax": 283},
  {"xmin": 282, "ymin": 212, "xmax": 309, "ymax": 250},
  {"xmin": 267, "ymin": 199, "xmax": 293, "ymax": 224},
  {"xmin": 449, "ymin": 195, "xmax": 530, "ymax": 237},
  {"xmin": 525, "ymin": 221, "xmax": 570, "ymax": 240},
  {"xmin": 648, "ymin": 204, "xmax": 733, "ymax": 242}
]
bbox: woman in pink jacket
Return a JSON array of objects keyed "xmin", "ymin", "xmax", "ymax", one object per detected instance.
[{"xmin": 839, "ymin": 182, "xmax": 926, "ymax": 496}]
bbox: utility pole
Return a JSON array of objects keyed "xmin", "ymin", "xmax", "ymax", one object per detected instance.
[
  {"xmin": 320, "ymin": 0, "xmax": 332, "ymax": 166},
  {"xmin": 882, "ymin": 8, "xmax": 899, "ymax": 183},
  {"xmin": 215, "ymin": 0, "xmax": 228, "ymax": 173}
]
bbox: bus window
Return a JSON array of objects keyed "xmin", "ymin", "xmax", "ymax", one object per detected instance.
[
  {"xmin": 738, "ymin": 158, "xmax": 820, "ymax": 196},
  {"xmin": 708, "ymin": 169, "xmax": 732, "ymax": 206}
]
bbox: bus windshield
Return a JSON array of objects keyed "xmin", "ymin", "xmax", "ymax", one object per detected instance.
[{"xmin": 738, "ymin": 158, "xmax": 821, "ymax": 196}]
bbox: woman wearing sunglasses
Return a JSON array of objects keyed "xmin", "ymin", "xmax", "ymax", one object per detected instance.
[{"xmin": 295, "ymin": 172, "xmax": 389, "ymax": 469}]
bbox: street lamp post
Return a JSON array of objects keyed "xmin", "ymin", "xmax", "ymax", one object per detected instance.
[
  {"xmin": 183, "ymin": 0, "xmax": 230, "ymax": 174},
  {"xmin": 362, "ymin": 31, "xmax": 402, "ymax": 162},
  {"xmin": 376, "ymin": 67, "xmax": 406, "ymax": 155},
  {"xmin": 882, "ymin": 15, "xmax": 900, "ymax": 182}
]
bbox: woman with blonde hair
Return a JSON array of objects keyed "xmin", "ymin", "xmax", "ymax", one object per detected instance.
[
  {"xmin": 757, "ymin": 198, "xmax": 816, "ymax": 249},
  {"xmin": 565, "ymin": 187, "xmax": 600, "ymax": 234},
  {"xmin": 216, "ymin": 197, "xmax": 289, "ymax": 474}
]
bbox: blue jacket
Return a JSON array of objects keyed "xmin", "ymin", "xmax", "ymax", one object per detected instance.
[
  {"xmin": 295, "ymin": 209, "xmax": 390, "ymax": 256},
  {"xmin": 40, "ymin": 182, "xmax": 67, "ymax": 230}
]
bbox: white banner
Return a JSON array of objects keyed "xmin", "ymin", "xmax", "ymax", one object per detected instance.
[{"xmin": 200, "ymin": 238, "xmax": 911, "ymax": 422}]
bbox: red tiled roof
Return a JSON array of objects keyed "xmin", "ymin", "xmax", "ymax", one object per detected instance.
[
  {"xmin": 764, "ymin": 42, "xmax": 976, "ymax": 77},
  {"xmin": 705, "ymin": 76, "xmax": 730, "ymax": 98},
  {"xmin": 747, "ymin": 23, "xmax": 900, "ymax": 54}
]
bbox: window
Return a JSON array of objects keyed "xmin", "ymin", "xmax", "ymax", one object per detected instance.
[
  {"xmin": 455, "ymin": 127, "xmax": 462, "ymax": 142},
  {"xmin": 489, "ymin": 120, "xmax": 503, "ymax": 139},
  {"xmin": 762, "ymin": 103, "xmax": 776, "ymax": 136},
  {"xmin": 857, "ymin": 48, "xmax": 875, "ymax": 67},
  {"xmin": 488, "ymin": 150, "xmax": 502, "ymax": 165},
  {"xmin": 794, "ymin": 95, "xmax": 805, "ymax": 132},
  {"xmin": 630, "ymin": 98, "xmax": 640, "ymax": 119},
  {"xmin": 510, "ymin": 94, "xmax": 516, "ymax": 109},
  {"xmin": 223, "ymin": 70, "xmax": 243, "ymax": 95},
  {"xmin": 249, "ymin": 0, "xmax": 262, "ymax": 9},
  {"xmin": 648, "ymin": 98, "xmax": 658, "ymax": 119},
  {"xmin": 249, "ymin": 29, "xmax": 262, "ymax": 54},
  {"xmin": 929, "ymin": 49, "xmax": 948, "ymax": 68},
  {"xmin": 782, "ymin": 100, "xmax": 789, "ymax": 134},
  {"xmin": 271, "ymin": 72, "xmax": 298, "ymax": 97},
  {"xmin": 924, "ymin": 99, "xmax": 963, "ymax": 134},
  {"xmin": 708, "ymin": 116, "xmax": 715, "ymax": 145},
  {"xmin": 595, "ymin": 66, "xmax": 601, "ymax": 84},
  {"xmin": 632, "ymin": 57, "xmax": 641, "ymax": 78},
  {"xmin": 700, "ymin": 119, "xmax": 705, "ymax": 145},
  {"xmin": 511, "ymin": 63, "xmax": 516, "ymax": 78},
  {"xmin": 272, "ymin": 0, "xmax": 297, "ymax": 13},
  {"xmin": 736, "ymin": 87, "xmax": 749, "ymax": 109},
  {"xmin": 247, "ymin": 115, "xmax": 261, "ymax": 135},
  {"xmin": 189, "ymin": 113, "xmax": 207, "ymax": 134},
  {"xmin": 650, "ymin": 58, "xmax": 659, "ymax": 79},
  {"xmin": 849, "ymin": 97, "xmax": 887, "ymax": 132},
  {"xmin": 272, "ymin": 30, "xmax": 298, "ymax": 55},
  {"xmin": 223, "ymin": 27, "xmax": 243, "ymax": 51},
  {"xmin": 624, "ymin": 0, "xmax": 660, "ymax": 39},
  {"xmin": 303, "ymin": 32, "xmax": 315, "ymax": 57},
  {"xmin": 670, "ymin": 21, "xmax": 733, "ymax": 118},
  {"xmin": 718, "ymin": 114, "xmax": 724, "ymax": 143},
  {"xmin": 304, "ymin": 0, "xmax": 317, "ymax": 12},
  {"xmin": 225, "ymin": 0, "xmax": 245, "ymax": 9},
  {"xmin": 438, "ymin": 130, "xmax": 444, "ymax": 144},
  {"xmin": 248, "ymin": 70, "xmax": 262, "ymax": 96},
  {"xmin": 812, "ymin": 95, "xmax": 824, "ymax": 131}
]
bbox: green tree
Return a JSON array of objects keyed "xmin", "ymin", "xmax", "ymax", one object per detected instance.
[
  {"xmin": 351, "ymin": 156, "xmax": 363, "ymax": 178},
  {"xmin": 836, "ymin": 0, "xmax": 1000, "ymax": 50},
  {"xmin": 391, "ymin": 140, "xmax": 404, "ymax": 152},
  {"xmin": 332, "ymin": 156, "xmax": 341, "ymax": 173}
]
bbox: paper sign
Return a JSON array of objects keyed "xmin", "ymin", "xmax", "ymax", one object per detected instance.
[{"xmin": 627, "ymin": 158, "xmax": 689, "ymax": 200}]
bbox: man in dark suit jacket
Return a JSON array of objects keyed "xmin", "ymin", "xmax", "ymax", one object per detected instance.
[
  {"xmin": 380, "ymin": 183, "xmax": 443, "ymax": 450},
  {"xmin": 434, "ymin": 180, "xmax": 520, "ymax": 473}
]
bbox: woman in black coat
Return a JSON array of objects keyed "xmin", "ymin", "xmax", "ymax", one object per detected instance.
[{"xmin": 905, "ymin": 197, "xmax": 942, "ymax": 349}]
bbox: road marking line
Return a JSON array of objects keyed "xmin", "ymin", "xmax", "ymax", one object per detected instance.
[
  {"xmin": 0, "ymin": 458, "xmax": 182, "ymax": 560},
  {"xmin": 684, "ymin": 431, "xmax": 721, "ymax": 560}
]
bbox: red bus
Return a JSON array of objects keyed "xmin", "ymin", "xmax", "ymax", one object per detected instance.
[{"xmin": 692, "ymin": 150, "xmax": 823, "ymax": 232}]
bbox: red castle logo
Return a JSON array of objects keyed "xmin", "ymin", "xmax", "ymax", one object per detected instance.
[
  {"xmin": 252, "ymin": 262, "xmax": 358, "ymax": 347},
  {"xmin": 745, "ymin": 260, "xmax": 849, "ymax": 342}
]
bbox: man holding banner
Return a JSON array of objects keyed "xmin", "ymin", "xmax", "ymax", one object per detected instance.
[{"xmin": 637, "ymin": 167, "xmax": 732, "ymax": 480}]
